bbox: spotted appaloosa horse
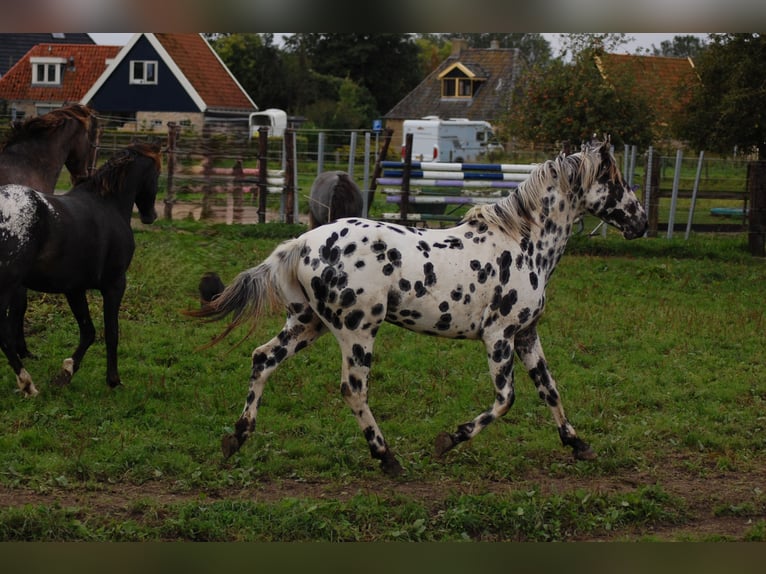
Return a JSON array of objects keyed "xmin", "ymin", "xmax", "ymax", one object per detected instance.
[{"xmin": 191, "ymin": 139, "xmax": 647, "ymax": 475}]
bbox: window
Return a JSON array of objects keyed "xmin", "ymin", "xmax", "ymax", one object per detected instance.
[
  {"xmin": 438, "ymin": 64, "xmax": 481, "ymax": 99},
  {"xmin": 31, "ymin": 57, "xmax": 65, "ymax": 85},
  {"xmin": 130, "ymin": 60, "xmax": 158, "ymax": 85}
]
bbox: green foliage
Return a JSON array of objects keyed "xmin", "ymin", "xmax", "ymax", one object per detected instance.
[
  {"xmin": 503, "ymin": 46, "xmax": 655, "ymax": 148},
  {"xmin": 676, "ymin": 33, "xmax": 766, "ymax": 159}
]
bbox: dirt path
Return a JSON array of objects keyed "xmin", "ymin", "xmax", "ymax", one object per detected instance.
[{"xmin": 1, "ymin": 458, "xmax": 763, "ymax": 541}]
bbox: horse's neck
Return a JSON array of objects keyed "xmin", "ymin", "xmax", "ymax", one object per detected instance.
[
  {"xmin": 0, "ymin": 145, "xmax": 64, "ymax": 192},
  {"xmin": 527, "ymin": 185, "xmax": 581, "ymax": 280}
]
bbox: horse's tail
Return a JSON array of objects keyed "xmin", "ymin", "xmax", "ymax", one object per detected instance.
[{"xmin": 185, "ymin": 238, "xmax": 304, "ymax": 346}]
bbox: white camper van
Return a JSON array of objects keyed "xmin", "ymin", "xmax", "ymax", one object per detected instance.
[
  {"xmin": 249, "ymin": 108, "xmax": 287, "ymax": 139},
  {"xmin": 402, "ymin": 116, "xmax": 497, "ymax": 163}
]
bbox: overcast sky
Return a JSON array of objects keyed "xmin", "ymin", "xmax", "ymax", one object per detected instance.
[{"xmin": 89, "ymin": 32, "xmax": 708, "ymax": 53}]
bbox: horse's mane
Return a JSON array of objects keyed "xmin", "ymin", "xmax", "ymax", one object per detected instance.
[
  {"xmin": 462, "ymin": 141, "xmax": 609, "ymax": 238},
  {"xmin": 1, "ymin": 104, "xmax": 96, "ymax": 152},
  {"xmin": 88, "ymin": 142, "xmax": 162, "ymax": 197}
]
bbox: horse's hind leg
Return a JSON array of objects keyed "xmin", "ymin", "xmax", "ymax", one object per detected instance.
[
  {"xmin": 515, "ymin": 325, "xmax": 596, "ymax": 461},
  {"xmin": 9, "ymin": 287, "xmax": 31, "ymax": 358},
  {"xmin": 0, "ymin": 293, "xmax": 38, "ymax": 396},
  {"xmin": 222, "ymin": 306, "xmax": 327, "ymax": 459},
  {"xmin": 434, "ymin": 329, "xmax": 517, "ymax": 458},
  {"xmin": 51, "ymin": 291, "xmax": 96, "ymax": 387}
]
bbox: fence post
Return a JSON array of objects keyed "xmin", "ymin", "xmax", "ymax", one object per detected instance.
[
  {"xmin": 163, "ymin": 121, "xmax": 180, "ymax": 220},
  {"xmin": 684, "ymin": 151, "xmax": 705, "ymax": 240},
  {"xmin": 645, "ymin": 149, "xmax": 660, "ymax": 237},
  {"xmin": 232, "ymin": 159, "xmax": 244, "ymax": 224},
  {"xmin": 400, "ymin": 132, "xmax": 413, "ymax": 222},
  {"xmin": 200, "ymin": 152, "xmax": 214, "ymax": 220},
  {"xmin": 284, "ymin": 129, "xmax": 295, "ymax": 224},
  {"xmin": 348, "ymin": 130, "xmax": 357, "ymax": 176},
  {"xmin": 747, "ymin": 160, "xmax": 766, "ymax": 257},
  {"xmin": 368, "ymin": 128, "xmax": 393, "ymax": 210},
  {"xmin": 257, "ymin": 127, "xmax": 269, "ymax": 224},
  {"xmin": 317, "ymin": 132, "xmax": 325, "ymax": 174},
  {"xmin": 666, "ymin": 150, "xmax": 683, "ymax": 239}
]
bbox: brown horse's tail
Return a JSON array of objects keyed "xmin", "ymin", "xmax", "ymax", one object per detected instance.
[{"xmin": 184, "ymin": 237, "xmax": 304, "ymax": 346}]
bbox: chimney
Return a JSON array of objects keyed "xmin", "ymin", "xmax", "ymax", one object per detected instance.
[
  {"xmin": 451, "ymin": 39, "xmax": 468, "ymax": 57},
  {"xmin": 490, "ymin": 40, "xmax": 500, "ymax": 49}
]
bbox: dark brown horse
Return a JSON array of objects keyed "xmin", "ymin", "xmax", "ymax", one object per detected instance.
[
  {"xmin": 0, "ymin": 103, "xmax": 98, "ymax": 191},
  {"xmin": 0, "ymin": 143, "xmax": 161, "ymax": 397},
  {"xmin": 0, "ymin": 104, "xmax": 100, "ymax": 359}
]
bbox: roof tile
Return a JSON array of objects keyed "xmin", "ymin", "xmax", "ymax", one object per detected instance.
[{"xmin": 0, "ymin": 43, "xmax": 119, "ymax": 102}]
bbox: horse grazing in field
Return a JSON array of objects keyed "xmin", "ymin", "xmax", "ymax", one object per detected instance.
[
  {"xmin": 308, "ymin": 171, "xmax": 363, "ymax": 228},
  {"xmin": 0, "ymin": 143, "xmax": 162, "ymax": 397},
  {"xmin": 0, "ymin": 103, "xmax": 98, "ymax": 191},
  {"xmin": 190, "ymin": 139, "xmax": 647, "ymax": 475},
  {"xmin": 1, "ymin": 104, "xmax": 100, "ymax": 359}
]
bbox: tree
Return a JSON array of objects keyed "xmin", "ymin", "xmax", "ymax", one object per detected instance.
[
  {"xmin": 501, "ymin": 41, "xmax": 655, "ymax": 149},
  {"xmin": 651, "ymin": 35, "xmax": 706, "ymax": 58},
  {"xmin": 676, "ymin": 33, "xmax": 766, "ymax": 159},
  {"xmin": 207, "ymin": 34, "xmax": 290, "ymax": 110},
  {"xmin": 285, "ymin": 34, "xmax": 422, "ymax": 119}
]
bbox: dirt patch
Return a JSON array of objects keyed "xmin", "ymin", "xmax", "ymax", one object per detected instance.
[{"xmin": 1, "ymin": 457, "xmax": 763, "ymax": 541}]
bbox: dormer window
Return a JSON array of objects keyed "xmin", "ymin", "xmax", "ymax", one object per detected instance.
[
  {"xmin": 130, "ymin": 60, "xmax": 158, "ymax": 85},
  {"xmin": 30, "ymin": 57, "xmax": 65, "ymax": 86},
  {"xmin": 438, "ymin": 62, "xmax": 484, "ymax": 99}
]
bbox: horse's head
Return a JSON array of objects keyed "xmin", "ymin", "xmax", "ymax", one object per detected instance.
[
  {"xmin": 128, "ymin": 142, "xmax": 162, "ymax": 224},
  {"xmin": 62, "ymin": 105, "xmax": 99, "ymax": 184},
  {"xmin": 580, "ymin": 139, "xmax": 647, "ymax": 240}
]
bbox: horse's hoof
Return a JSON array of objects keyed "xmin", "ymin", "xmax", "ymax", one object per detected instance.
[
  {"xmin": 380, "ymin": 451, "xmax": 403, "ymax": 477},
  {"xmin": 221, "ymin": 433, "xmax": 241, "ymax": 459},
  {"xmin": 434, "ymin": 431, "xmax": 456, "ymax": 458},
  {"xmin": 51, "ymin": 370, "xmax": 72, "ymax": 387},
  {"xmin": 107, "ymin": 379, "xmax": 123, "ymax": 389},
  {"xmin": 573, "ymin": 444, "xmax": 598, "ymax": 461}
]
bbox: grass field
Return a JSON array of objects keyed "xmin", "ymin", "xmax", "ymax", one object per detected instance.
[{"xmin": 0, "ymin": 219, "xmax": 764, "ymax": 541}]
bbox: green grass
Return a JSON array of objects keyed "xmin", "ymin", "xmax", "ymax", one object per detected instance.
[{"xmin": 1, "ymin": 219, "xmax": 765, "ymax": 541}]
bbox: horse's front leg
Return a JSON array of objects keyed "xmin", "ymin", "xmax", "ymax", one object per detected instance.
[
  {"xmin": 515, "ymin": 324, "xmax": 596, "ymax": 461},
  {"xmin": 51, "ymin": 290, "xmax": 96, "ymax": 387},
  {"xmin": 434, "ymin": 329, "xmax": 517, "ymax": 458},
  {"xmin": 101, "ymin": 278, "xmax": 127, "ymax": 388},
  {"xmin": 0, "ymin": 295, "xmax": 38, "ymax": 396}
]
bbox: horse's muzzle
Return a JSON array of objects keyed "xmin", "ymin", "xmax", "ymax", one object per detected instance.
[
  {"xmin": 622, "ymin": 218, "xmax": 648, "ymax": 240},
  {"xmin": 140, "ymin": 209, "xmax": 158, "ymax": 224}
]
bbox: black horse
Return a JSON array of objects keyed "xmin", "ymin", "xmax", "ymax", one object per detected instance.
[
  {"xmin": 0, "ymin": 143, "xmax": 162, "ymax": 396},
  {"xmin": 1, "ymin": 104, "xmax": 100, "ymax": 359}
]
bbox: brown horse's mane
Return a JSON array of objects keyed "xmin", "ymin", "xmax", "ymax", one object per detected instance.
[
  {"xmin": 89, "ymin": 142, "xmax": 162, "ymax": 197},
  {"xmin": 1, "ymin": 104, "xmax": 95, "ymax": 152}
]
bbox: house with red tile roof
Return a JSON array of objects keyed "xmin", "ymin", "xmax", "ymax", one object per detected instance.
[
  {"xmin": 81, "ymin": 33, "xmax": 257, "ymax": 133},
  {"xmin": 0, "ymin": 33, "xmax": 95, "ymax": 77},
  {"xmin": 594, "ymin": 52, "xmax": 700, "ymax": 142},
  {"xmin": 384, "ymin": 40, "xmax": 527, "ymax": 148},
  {"xmin": 0, "ymin": 42, "xmax": 120, "ymax": 118}
]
